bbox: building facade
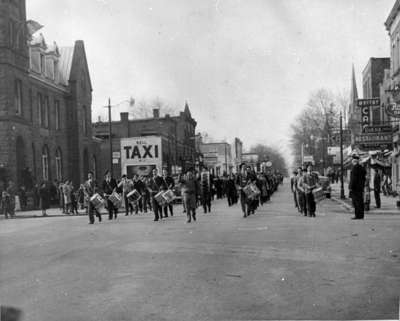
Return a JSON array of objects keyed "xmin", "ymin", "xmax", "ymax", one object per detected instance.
[
  {"xmin": 0, "ymin": 0, "xmax": 96, "ymax": 188},
  {"xmin": 362, "ymin": 57, "xmax": 390, "ymax": 124},
  {"xmin": 199, "ymin": 142, "xmax": 232, "ymax": 176},
  {"xmin": 92, "ymin": 104, "xmax": 197, "ymax": 176}
]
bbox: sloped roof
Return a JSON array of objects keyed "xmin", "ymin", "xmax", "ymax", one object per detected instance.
[{"xmin": 58, "ymin": 46, "xmax": 74, "ymax": 86}]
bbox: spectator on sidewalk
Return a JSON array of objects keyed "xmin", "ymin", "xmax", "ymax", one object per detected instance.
[
  {"xmin": 349, "ymin": 154, "xmax": 366, "ymax": 220},
  {"xmin": 373, "ymin": 170, "xmax": 381, "ymax": 209},
  {"xmin": 3, "ymin": 180, "xmax": 17, "ymax": 219},
  {"xmin": 18, "ymin": 185, "xmax": 27, "ymax": 211},
  {"xmin": 39, "ymin": 182, "xmax": 50, "ymax": 217},
  {"xmin": 32, "ymin": 183, "xmax": 40, "ymax": 210},
  {"xmin": 63, "ymin": 180, "xmax": 72, "ymax": 214}
]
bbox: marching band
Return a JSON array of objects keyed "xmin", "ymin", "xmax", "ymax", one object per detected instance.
[{"xmin": 81, "ymin": 164, "xmax": 283, "ymax": 225}]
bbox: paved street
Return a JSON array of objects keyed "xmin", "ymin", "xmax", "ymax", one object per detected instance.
[{"xmin": 0, "ymin": 181, "xmax": 399, "ymax": 321}]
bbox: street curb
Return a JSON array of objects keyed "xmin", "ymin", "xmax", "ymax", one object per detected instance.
[{"xmin": 330, "ymin": 196, "xmax": 353, "ymax": 212}]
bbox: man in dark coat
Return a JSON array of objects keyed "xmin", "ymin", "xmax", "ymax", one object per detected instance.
[
  {"xmin": 149, "ymin": 168, "xmax": 166, "ymax": 221},
  {"xmin": 84, "ymin": 171, "xmax": 102, "ymax": 224},
  {"xmin": 373, "ymin": 170, "xmax": 381, "ymax": 209},
  {"xmin": 349, "ymin": 154, "xmax": 366, "ymax": 220},
  {"xmin": 162, "ymin": 168, "xmax": 175, "ymax": 217},
  {"xmin": 102, "ymin": 170, "xmax": 118, "ymax": 220}
]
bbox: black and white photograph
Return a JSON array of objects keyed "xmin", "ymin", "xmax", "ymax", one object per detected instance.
[{"xmin": 0, "ymin": 0, "xmax": 400, "ymax": 320}]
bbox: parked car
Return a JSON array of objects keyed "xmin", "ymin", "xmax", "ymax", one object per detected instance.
[{"xmin": 317, "ymin": 174, "xmax": 331, "ymax": 198}]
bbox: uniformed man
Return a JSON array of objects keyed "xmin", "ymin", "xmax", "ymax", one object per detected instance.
[
  {"xmin": 236, "ymin": 164, "xmax": 257, "ymax": 217},
  {"xmin": 302, "ymin": 165, "xmax": 319, "ymax": 217},
  {"xmin": 179, "ymin": 169, "xmax": 200, "ymax": 223},
  {"xmin": 102, "ymin": 170, "xmax": 118, "ymax": 220},
  {"xmin": 162, "ymin": 168, "xmax": 175, "ymax": 217},
  {"xmin": 148, "ymin": 168, "xmax": 166, "ymax": 221},
  {"xmin": 200, "ymin": 167, "xmax": 212, "ymax": 213},
  {"xmin": 84, "ymin": 171, "xmax": 102, "ymax": 224}
]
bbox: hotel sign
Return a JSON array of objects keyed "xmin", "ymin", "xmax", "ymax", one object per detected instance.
[
  {"xmin": 362, "ymin": 125, "xmax": 392, "ymax": 134},
  {"xmin": 356, "ymin": 98, "xmax": 380, "ymax": 107}
]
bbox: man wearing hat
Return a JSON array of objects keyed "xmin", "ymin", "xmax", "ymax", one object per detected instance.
[
  {"xmin": 102, "ymin": 170, "xmax": 119, "ymax": 220},
  {"xmin": 349, "ymin": 154, "xmax": 366, "ymax": 219}
]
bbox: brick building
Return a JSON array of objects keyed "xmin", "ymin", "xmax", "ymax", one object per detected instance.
[
  {"xmin": 362, "ymin": 57, "xmax": 390, "ymax": 124},
  {"xmin": 92, "ymin": 103, "xmax": 197, "ymax": 176},
  {"xmin": 0, "ymin": 0, "xmax": 96, "ymax": 188},
  {"xmin": 199, "ymin": 142, "xmax": 233, "ymax": 176}
]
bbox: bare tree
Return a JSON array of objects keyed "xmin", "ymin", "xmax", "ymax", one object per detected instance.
[{"xmin": 129, "ymin": 97, "xmax": 180, "ymax": 119}]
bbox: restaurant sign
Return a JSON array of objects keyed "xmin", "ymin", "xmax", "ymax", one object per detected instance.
[
  {"xmin": 385, "ymin": 103, "xmax": 400, "ymax": 118},
  {"xmin": 355, "ymin": 133, "xmax": 393, "ymax": 151}
]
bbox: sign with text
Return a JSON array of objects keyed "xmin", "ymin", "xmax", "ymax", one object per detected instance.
[
  {"xmin": 361, "ymin": 105, "xmax": 370, "ymax": 126},
  {"xmin": 303, "ymin": 155, "xmax": 314, "ymax": 162},
  {"xmin": 355, "ymin": 133, "xmax": 392, "ymax": 151},
  {"xmin": 356, "ymin": 98, "xmax": 380, "ymax": 107},
  {"xmin": 327, "ymin": 146, "xmax": 340, "ymax": 155},
  {"xmin": 385, "ymin": 103, "xmax": 400, "ymax": 118},
  {"xmin": 120, "ymin": 136, "xmax": 162, "ymax": 176},
  {"xmin": 362, "ymin": 125, "xmax": 392, "ymax": 134}
]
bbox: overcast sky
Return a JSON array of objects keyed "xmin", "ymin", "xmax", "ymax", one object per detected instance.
[{"xmin": 28, "ymin": 0, "xmax": 394, "ymax": 165}]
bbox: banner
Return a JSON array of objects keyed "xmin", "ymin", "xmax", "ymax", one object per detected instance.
[{"xmin": 120, "ymin": 136, "xmax": 162, "ymax": 176}]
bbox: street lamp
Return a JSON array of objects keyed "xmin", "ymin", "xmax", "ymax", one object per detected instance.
[{"xmin": 339, "ymin": 111, "xmax": 345, "ymax": 199}]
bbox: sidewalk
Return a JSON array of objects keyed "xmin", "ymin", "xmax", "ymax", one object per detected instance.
[
  {"xmin": 0, "ymin": 207, "xmax": 112, "ymax": 220},
  {"xmin": 330, "ymin": 182, "xmax": 400, "ymax": 215}
]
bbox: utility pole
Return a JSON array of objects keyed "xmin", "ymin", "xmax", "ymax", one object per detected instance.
[
  {"xmin": 339, "ymin": 111, "xmax": 345, "ymax": 199},
  {"xmin": 107, "ymin": 98, "xmax": 113, "ymax": 177}
]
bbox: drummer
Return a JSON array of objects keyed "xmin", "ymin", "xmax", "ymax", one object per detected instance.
[
  {"xmin": 148, "ymin": 168, "xmax": 166, "ymax": 221},
  {"xmin": 236, "ymin": 164, "xmax": 257, "ymax": 217},
  {"xmin": 162, "ymin": 168, "xmax": 175, "ymax": 217},
  {"xmin": 119, "ymin": 174, "xmax": 134, "ymax": 216},
  {"xmin": 84, "ymin": 171, "xmax": 102, "ymax": 224},
  {"xmin": 102, "ymin": 170, "xmax": 119, "ymax": 220}
]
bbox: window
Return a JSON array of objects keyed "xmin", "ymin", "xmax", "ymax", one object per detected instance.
[
  {"xmin": 42, "ymin": 145, "xmax": 49, "ymax": 181},
  {"xmin": 82, "ymin": 105, "xmax": 88, "ymax": 136},
  {"xmin": 46, "ymin": 57, "xmax": 55, "ymax": 80},
  {"xmin": 55, "ymin": 100, "xmax": 60, "ymax": 130},
  {"xmin": 9, "ymin": 20, "xmax": 14, "ymax": 47},
  {"xmin": 14, "ymin": 79, "xmax": 22, "ymax": 115},
  {"xmin": 40, "ymin": 53, "xmax": 45, "ymax": 74},
  {"xmin": 55, "ymin": 148, "xmax": 62, "ymax": 181},
  {"xmin": 32, "ymin": 143, "xmax": 37, "ymax": 180},
  {"xmin": 37, "ymin": 93, "xmax": 42, "ymax": 126}
]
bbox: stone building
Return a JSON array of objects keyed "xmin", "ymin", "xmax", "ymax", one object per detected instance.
[
  {"xmin": 92, "ymin": 103, "xmax": 197, "ymax": 176},
  {"xmin": 0, "ymin": 0, "xmax": 96, "ymax": 187}
]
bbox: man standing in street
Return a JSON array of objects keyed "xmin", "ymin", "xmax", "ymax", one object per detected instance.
[
  {"xmin": 296, "ymin": 168, "xmax": 307, "ymax": 216},
  {"xmin": 162, "ymin": 168, "xmax": 175, "ymax": 217},
  {"xmin": 179, "ymin": 169, "xmax": 200, "ymax": 223},
  {"xmin": 373, "ymin": 170, "xmax": 381, "ymax": 209},
  {"xmin": 290, "ymin": 170, "xmax": 299, "ymax": 209},
  {"xmin": 102, "ymin": 170, "xmax": 118, "ymax": 220},
  {"xmin": 149, "ymin": 168, "xmax": 166, "ymax": 221},
  {"xmin": 303, "ymin": 165, "xmax": 318, "ymax": 217},
  {"xmin": 200, "ymin": 167, "xmax": 212, "ymax": 213},
  {"xmin": 84, "ymin": 171, "xmax": 102, "ymax": 224},
  {"xmin": 349, "ymin": 154, "xmax": 366, "ymax": 220}
]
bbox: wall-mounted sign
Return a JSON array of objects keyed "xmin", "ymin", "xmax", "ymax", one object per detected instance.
[
  {"xmin": 361, "ymin": 106, "xmax": 370, "ymax": 126},
  {"xmin": 357, "ymin": 98, "xmax": 380, "ymax": 107},
  {"xmin": 355, "ymin": 133, "xmax": 392, "ymax": 151},
  {"xmin": 385, "ymin": 103, "xmax": 400, "ymax": 118},
  {"xmin": 362, "ymin": 125, "xmax": 392, "ymax": 134},
  {"xmin": 303, "ymin": 155, "xmax": 314, "ymax": 162}
]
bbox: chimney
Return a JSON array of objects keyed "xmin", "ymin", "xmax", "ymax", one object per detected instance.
[
  {"xmin": 153, "ymin": 108, "xmax": 160, "ymax": 118},
  {"xmin": 120, "ymin": 112, "xmax": 129, "ymax": 122}
]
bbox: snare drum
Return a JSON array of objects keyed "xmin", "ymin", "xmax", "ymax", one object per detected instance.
[
  {"xmin": 162, "ymin": 189, "xmax": 175, "ymax": 204},
  {"xmin": 155, "ymin": 191, "xmax": 167, "ymax": 206},
  {"xmin": 90, "ymin": 193, "xmax": 104, "ymax": 210},
  {"xmin": 127, "ymin": 189, "xmax": 141, "ymax": 203},
  {"xmin": 243, "ymin": 183, "xmax": 260, "ymax": 199},
  {"xmin": 108, "ymin": 191, "xmax": 122, "ymax": 208}
]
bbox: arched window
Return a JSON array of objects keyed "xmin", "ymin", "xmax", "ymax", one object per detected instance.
[
  {"xmin": 55, "ymin": 148, "xmax": 62, "ymax": 181},
  {"xmin": 42, "ymin": 145, "xmax": 49, "ymax": 181}
]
